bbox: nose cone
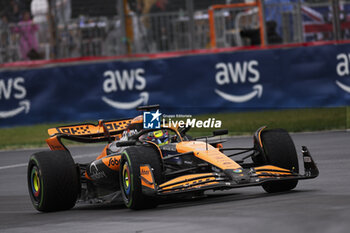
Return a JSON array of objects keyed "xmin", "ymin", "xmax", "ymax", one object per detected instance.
[{"xmin": 176, "ymin": 141, "xmax": 242, "ymax": 170}]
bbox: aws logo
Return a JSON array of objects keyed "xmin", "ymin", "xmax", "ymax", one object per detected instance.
[
  {"xmin": 0, "ymin": 77, "xmax": 30, "ymax": 119},
  {"xmin": 214, "ymin": 61, "xmax": 262, "ymax": 103},
  {"xmin": 102, "ymin": 68, "xmax": 148, "ymax": 109},
  {"xmin": 336, "ymin": 53, "xmax": 350, "ymax": 93}
]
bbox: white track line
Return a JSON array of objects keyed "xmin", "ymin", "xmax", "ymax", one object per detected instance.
[
  {"xmin": 0, "ymin": 163, "xmax": 27, "ymax": 170},
  {"xmin": 0, "ymin": 153, "xmax": 97, "ymax": 170}
]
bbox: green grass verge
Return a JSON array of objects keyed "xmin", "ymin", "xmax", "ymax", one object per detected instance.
[
  {"xmin": 0, "ymin": 123, "xmax": 65, "ymax": 150},
  {"xmin": 186, "ymin": 107, "xmax": 348, "ymax": 137},
  {"xmin": 0, "ymin": 107, "xmax": 348, "ymax": 150}
]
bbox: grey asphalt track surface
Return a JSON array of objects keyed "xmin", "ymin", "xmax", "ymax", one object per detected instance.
[{"xmin": 0, "ymin": 131, "xmax": 349, "ymax": 233}]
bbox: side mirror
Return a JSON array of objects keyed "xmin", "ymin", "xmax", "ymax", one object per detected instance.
[
  {"xmin": 213, "ymin": 129, "xmax": 228, "ymax": 136},
  {"xmin": 136, "ymin": 105, "xmax": 160, "ymax": 111},
  {"xmin": 179, "ymin": 126, "xmax": 191, "ymax": 136},
  {"xmin": 116, "ymin": 140, "xmax": 136, "ymax": 147}
]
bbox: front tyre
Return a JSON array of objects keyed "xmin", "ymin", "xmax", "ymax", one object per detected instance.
[
  {"xmin": 27, "ymin": 150, "xmax": 79, "ymax": 212},
  {"xmin": 120, "ymin": 145, "xmax": 163, "ymax": 210},
  {"xmin": 255, "ymin": 129, "xmax": 299, "ymax": 193}
]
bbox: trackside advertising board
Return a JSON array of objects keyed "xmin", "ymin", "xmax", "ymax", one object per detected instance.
[{"xmin": 1, "ymin": 43, "xmax": 350, "ymax": 127}]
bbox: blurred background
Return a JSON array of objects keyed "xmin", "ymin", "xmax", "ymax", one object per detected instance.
[
  {"xmin": 1, "ymin": 0, "xmax": 349, "ymax": 63},
  {"xmin": 1, "ymin": 0, "xmax": 349, "ymax": 149}
]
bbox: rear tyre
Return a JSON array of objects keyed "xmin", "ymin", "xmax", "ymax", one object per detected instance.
[
  {"xmin": 27, "ymin": 150, "xmax": 79, "ymax": 212},
  {"xmin": 255, "ymin": 129, "xmax": 299, "ymax": 193},
  {"xmin": 120, "ymin": 145, "xmax": 163, "ymax": 210}
]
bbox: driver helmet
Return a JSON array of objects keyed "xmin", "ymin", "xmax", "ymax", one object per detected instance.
[{"xmin": 142, "ymin": 130, "xmax": 169, "ymax": 146}]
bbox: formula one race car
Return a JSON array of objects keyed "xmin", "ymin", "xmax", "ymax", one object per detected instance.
[{"xmin": 27, "ymin": 105, "xmax": 319, "ymax": 212}]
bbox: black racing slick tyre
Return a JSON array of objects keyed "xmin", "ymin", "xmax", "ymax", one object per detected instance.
[
  {"xmin": 120, "ymin": 145, "xmax": 163, "ymax": 210},
  {"xmin": 256, "ymin": 129, "xmax": 299, "ymax": 193},
  {"xmin": 27, "ymin": 150, "xmax": 79, "ymax": 212}
]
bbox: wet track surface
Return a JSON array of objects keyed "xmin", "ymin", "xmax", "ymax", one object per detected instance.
[{"xmin": 0, "ymin": 131, "xmax": 349, "ymax": 233}]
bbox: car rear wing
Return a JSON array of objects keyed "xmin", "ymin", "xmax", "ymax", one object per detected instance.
[
  {"xmin": 48, "ymin": 118, "xmax": 132, "ymax": 137},
  {"xmin": 46, "ymin": 118, "xmax": 132, "ymax": 151}
]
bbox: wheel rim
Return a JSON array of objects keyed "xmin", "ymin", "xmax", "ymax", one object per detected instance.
[
  {"xmin": 30, "ymin": 166, "xmax": 41, "ymax": 201},
  {"xmin": 122, "ymin": 162, "xmax": 131, "ymax": 197}
]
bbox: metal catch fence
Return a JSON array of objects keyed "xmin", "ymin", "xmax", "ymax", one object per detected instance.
[{"xmin": 1, "ymin": 0, "xmax": 350, "ymax": 64}]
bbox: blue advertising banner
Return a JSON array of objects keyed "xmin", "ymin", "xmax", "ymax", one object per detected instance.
[{"xmin": 1, "ymin": 43, "xmax": 350, "ymax": 127}]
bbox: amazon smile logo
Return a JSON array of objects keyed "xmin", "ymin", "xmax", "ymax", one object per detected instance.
[
  {"xmin": 336, "ymin": 53, "xmax": 350, "ymax": 94},
  {"xmin": 102, "ymin": 68, "xmax": 148, "ymax": 109},
  {"xmin": 0, "ymin": 77, "xmax": 30, "ymax": 119},
  {"xmin": 214, "ymin": 61, "xmax": 262, "ymax": 103}
]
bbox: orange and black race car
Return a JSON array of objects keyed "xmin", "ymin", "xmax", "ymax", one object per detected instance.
[{"xmin": 27, "ymin": 105, "xmax": 319, "ymax": 212}]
